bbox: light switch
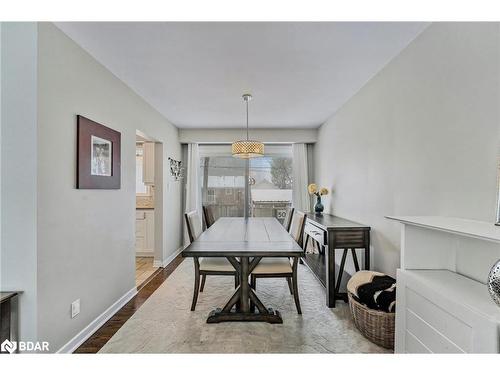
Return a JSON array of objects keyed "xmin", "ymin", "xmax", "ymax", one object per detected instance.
[{"xmin": 71, "ymin": 299, "xmax": 80, "ymax": 318}]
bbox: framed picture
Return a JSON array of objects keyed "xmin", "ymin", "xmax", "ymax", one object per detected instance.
[
  {"xmin": 77, "ymin": 115, "xmax": 121, "ymax": 189},
  {"xmin": 168, "ymin": 157, "xmax": 183, "ymax": 181}
]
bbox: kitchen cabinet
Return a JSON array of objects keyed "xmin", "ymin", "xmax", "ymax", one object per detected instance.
[
  {"xmin": 136, "ymin": 209, "xmax": 154, "ymax": 256},
  {"xmin": 142, "ymin": 141, "xmax": 155, "ymax": 186}
]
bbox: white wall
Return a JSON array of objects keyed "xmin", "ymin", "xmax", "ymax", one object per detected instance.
[
  {"xmin": 37, "ymin": 23, "xmax": 183, "ymax": 351},
  {"xmin": 0, "ymin": 22, "xmax": 39, "ymax": 343},
  {"xmin": 314, "ymin": 23, "xmax": 500, "ymax": 276}
]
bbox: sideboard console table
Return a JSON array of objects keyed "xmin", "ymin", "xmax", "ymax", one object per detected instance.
[
  {"xmin": 302, "ymin": 213, "xmax": 371, "ymax": 308},
  {"xmin": 1, "ymin": 291, "xmax": 20, "ymax": 352}
]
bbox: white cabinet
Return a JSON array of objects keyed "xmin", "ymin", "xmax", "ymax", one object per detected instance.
[
  {"xmin": 136, "ymin": 209, "xmax": 154, "ymax": 256},
  {"xmin": 387, "ymin": 216, "xmax": 500, "ymax": 353},
  {"xmin": 142, "ymin": 142, "xmax": 155, "ymax": 186}
]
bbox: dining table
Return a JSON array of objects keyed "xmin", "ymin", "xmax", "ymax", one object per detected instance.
[{"xmin": 182, "ymin": 217, "xmax": 303, "ymax": 324}]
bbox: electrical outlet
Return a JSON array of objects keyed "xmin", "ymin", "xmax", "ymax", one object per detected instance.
[{"xmin": 71, "ymin": 299, "xmax": 80, "ymax": 318}]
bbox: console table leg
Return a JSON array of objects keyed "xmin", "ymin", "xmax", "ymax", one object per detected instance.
[
  {"xmin": 364, "ymin": 232, "xmax": 370, "ymax": 270},
  {"xmin": 326, "ymin": 232, "xmax": 336, "ymax": 308},
  {"xmin": 351, "ymin": 248, "xmax": 360, "ymax": 272},
  {"xmin": 335, "ymin": 249, "xmax": 348, "ymax": 294}
]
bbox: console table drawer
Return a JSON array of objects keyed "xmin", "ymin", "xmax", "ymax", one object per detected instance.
[
  {"xmin": 304, "ymin": 222, "xmax": 326, "ymax": 246},
  {"xmin": 334, "ymin": 230, "xmax": 365, "ymax": 248}
]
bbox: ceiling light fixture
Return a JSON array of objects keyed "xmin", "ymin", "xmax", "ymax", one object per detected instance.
[{"xmin": 231, "ymin": 94, "xmax": 264, "ymax": 159}]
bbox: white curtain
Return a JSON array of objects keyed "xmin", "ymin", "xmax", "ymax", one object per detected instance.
[
  {"xmin": 292, "ymin": 143, "xmax": 310, "ymax": 212},
  {"xmin": 184, "ymin": 143, "xmax": 201, "ymax": 245}
]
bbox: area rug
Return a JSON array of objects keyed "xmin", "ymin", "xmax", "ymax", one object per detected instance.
[{"xmin": 99, "ymin": 259, "xmax": 390, "ymax": 353}]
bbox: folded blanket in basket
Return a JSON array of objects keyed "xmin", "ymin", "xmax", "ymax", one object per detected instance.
[{"xmin": 347, "ymin": 270, "xmax": 396, "ymax": 313}]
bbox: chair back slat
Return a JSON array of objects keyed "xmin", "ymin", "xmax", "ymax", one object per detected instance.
[
  {"xmin": 185, "ymin": 210, "xmax": 203, "ymax": 244},
  {"xmin": 283, "ymin": 207, "xmax": 295, "ymax": 232},
  {"xmin": 202, "ymin": 205, "xmax": 216, "ymax": 228},
  {"xmin": 289, "ymin": 210, "xmax": 307, "ymax": 247}
]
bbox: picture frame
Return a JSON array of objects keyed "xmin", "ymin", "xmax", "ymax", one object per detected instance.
[
  {"xmin": 168, "ymin": 157, "xmax": 183, "ymax": 181},
  {"xmin": 77, "ymin": 115, "xmax": 121, "ymax": 189}
]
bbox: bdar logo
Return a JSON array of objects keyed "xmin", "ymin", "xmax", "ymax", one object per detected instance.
[{"xmin": 1, "ymin": 339, "xmax": 17, "ymax": 354}]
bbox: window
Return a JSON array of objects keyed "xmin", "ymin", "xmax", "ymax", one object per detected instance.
[
  {"xmin": 199, "ymin": 151, "xmax": 246, "ymax": 219},
  {"xmin": 207, "ymin": 189, "xmax": 216, "ymax": 204},
  {"xmin": 199, "ymin": 144, "xmax": 293, "ymax": 223},
  {"xmin": 249, "ymin": 146, "xmax": 293, "ymax": 224}
]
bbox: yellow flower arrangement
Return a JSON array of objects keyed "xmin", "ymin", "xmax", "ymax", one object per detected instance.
[
  {"xmin": 307, "ymin": 183, "xmax": 317, "ymax": 195},
  {"xmin": 308, "ymin": 183, "xmax": 329, "ymax": 197}
]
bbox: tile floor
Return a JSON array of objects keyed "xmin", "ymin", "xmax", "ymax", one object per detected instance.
[{"xmin": 135, "ymin": 257, "xmax": 158, "ymax": 286}]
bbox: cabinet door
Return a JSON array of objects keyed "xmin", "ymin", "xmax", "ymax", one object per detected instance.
[
  {"xmin": 144, "ymin": 211, "xmax": 155, "ymax": 251},
  {"xmin": 142, "ymin": 142, "xmax": 155, "ymax": 185},
  {"xmin": 136, "ymin": 211, "xmax": 146, "ymax": 252},
  {"xmin": 135, "ymin": 236, "xmax": 146, "ymax": 251}
]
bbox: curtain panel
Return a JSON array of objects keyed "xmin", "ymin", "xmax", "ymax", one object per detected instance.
[
  {"xmin": 292, "ymin": 143, "xmax": 310, "ymax": 212},
  {"xmin": 184, "ymin": 143, "xmax": 201, "ymax": 245}
]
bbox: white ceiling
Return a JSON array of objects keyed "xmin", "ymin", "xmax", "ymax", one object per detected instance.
[{"xmin": 55, "ymin": 22, "xmax": 429, "ymax": 129}]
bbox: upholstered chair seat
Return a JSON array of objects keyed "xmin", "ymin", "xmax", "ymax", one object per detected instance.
[
  {"xmin": 251, "ymin": 258, "xmax": 292, "ymax": 274},
  {"xmin": 199, "ymin": 257, "xmax": 235, "ymax": 272}
]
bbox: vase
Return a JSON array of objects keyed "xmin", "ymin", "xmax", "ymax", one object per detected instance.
[
  {"xmin": 488, "ymin": 259, "xmax": 500, "ymax": 307},
  {"xmin": 314, "ymin": 195, "xmax": 324, "ymax": 214}
]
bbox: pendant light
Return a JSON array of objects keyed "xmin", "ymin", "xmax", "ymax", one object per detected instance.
[{"xmin": 231, "ymin": 93, "xmax": 264, "ymax": 158}]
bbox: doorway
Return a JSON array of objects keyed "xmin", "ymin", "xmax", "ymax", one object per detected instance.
[{"xmin": 135, "ymin": 131, "xmax": 160, "ymax": 287}]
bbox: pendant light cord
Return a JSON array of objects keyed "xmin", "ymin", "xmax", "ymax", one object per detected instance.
[{"xmin": 246, "ymin": 99, "xmax": 249, "ymax": 141}]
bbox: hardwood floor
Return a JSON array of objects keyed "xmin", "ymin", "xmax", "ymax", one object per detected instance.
[
  {"xmin": 74, "ymin": 255, "xmax": 184, "ymax": 353},
  {"xmin": 135, "ymin": 256, "xmax": 157, "ymax": 286}
]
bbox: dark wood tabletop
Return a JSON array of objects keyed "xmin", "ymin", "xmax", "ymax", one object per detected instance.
[
  {"xmin": 0, "ymin": 292, "xmax": 19, "ymax": 304},
  {"xmin": 182, "ymin": 217, "xmax": 303, "ymax": 258}
]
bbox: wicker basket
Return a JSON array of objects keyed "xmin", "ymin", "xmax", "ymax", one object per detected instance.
[{"xmin": 348, "ymin": 293, "xmax": 395, "ymax": 350}]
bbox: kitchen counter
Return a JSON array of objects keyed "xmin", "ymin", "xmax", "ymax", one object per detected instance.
[{"xmin": 136, "ymin": 195, "xmax": 154, "ymax": 210}]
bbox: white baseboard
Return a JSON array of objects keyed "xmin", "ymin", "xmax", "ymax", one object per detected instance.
[
  {"xmin": 155, "ymin": 245, "xmax": 185, "ymax": 268},
  {"xmin": 57, "ymin": 286, "xmax": 138, "ymax": 353},
  {"xmin": 57, "ymin": 246, "xmax": 184, "ymax": 353}
]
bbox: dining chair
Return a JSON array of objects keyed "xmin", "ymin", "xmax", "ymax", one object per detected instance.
[
  {"xmin": 282, "ymin": 206, "xmax": 295, "ymax": 232},
  {"xmin": 250, "ymin": 210, "xmax": 307, "ymax": 314},
  {"xmin": 202, "ymin": 205, "xmax": 216, "ymax": 229},
  {"xmin": 184, "ymin": 210, "xmax": 238, "ymax": 311}
]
